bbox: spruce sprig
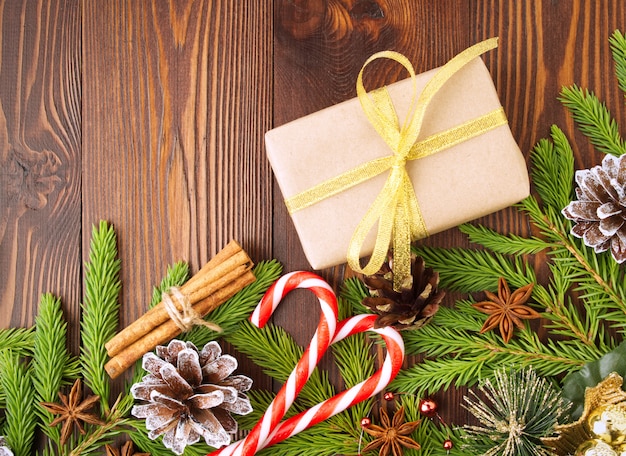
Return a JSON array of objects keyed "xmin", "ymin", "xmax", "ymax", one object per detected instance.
[
  {"xmin": 559, "ymin": 85, "xmax": 626, "ymax": 156},
  {"xmin": 80, "ymin": 221, "xmax": 121, "ymax": 414},
  {"xmin": 609, "ymin": 29, "xmax": 626, "ymax": 97},
  {"xmin": 31, "ymin": 293, "xmax": 80, "ymax": 447},
  {"xmin": 0, "ymin": 350, "xmax": 37, "ymax": 456}
]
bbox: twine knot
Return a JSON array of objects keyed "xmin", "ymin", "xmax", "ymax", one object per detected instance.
[{"xmin": 162, "ymin": 287, "xmax": 222, "ymax": 333}]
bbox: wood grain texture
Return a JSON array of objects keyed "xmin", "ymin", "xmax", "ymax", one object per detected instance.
[
  {"xmin": 0, "ymin": 0, "xmax": 81, "ymax": 332},
  {"xmin": 82, "ymin": 0, "xmax": 273, "ymax": 327}
]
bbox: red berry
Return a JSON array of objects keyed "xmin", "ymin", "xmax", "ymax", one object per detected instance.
[
  {"xmin": 360, "ymin": 417, "xmax": 371, "ymax": 428},
  {"xmin": 383, "ymin": 392, "xmax": 395, "ymax": 401},
  {"xmin": 419, "ymin": 398, "xmax": 438, "ymax": 417},
  {"xmin": 443, "ymin": 439, "xmax": 454, "ymax": 450}
]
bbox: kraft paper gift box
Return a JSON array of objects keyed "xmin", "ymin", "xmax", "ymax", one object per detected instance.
[{"xmin": 265, "ymin": 41, "xmax": 530, "ymax": 272}]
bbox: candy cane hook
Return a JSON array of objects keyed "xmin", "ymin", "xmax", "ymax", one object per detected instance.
[
  {"xmin": 209, "ymin": 271, "xmax": 339, "ymax": 456},
  {"xmin": 256, "ymin": 314, "xmax": 404, "ymax": 451}
]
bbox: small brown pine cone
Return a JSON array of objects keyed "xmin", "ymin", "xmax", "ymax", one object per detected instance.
[
  {"xmin": 131, "ymin": 340, "xmax": 253, "ymax": 455},
  {"xmin": 361, "ymin": 254, "xmax": 444, "ymax": 330}
]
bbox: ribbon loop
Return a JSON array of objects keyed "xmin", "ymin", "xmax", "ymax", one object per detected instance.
[{"xmin": 286, "ymin": 38, "xmax": 505, "ymax": 290}]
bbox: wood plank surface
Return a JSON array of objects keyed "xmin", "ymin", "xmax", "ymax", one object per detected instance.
[{"xmin": 0, "ymin": 0, "xmax": 625, "ymax": 450}]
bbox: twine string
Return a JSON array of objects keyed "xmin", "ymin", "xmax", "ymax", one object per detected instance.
[{"xmin": 162, "ymin": 286, "xmax": 222, "ymax": 333}]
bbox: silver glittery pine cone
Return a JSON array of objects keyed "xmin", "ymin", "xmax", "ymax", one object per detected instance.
[
  {"xmin": 562, "ymin": 153, "xmax": 626, "ymax": 263},
  {"xmin": 131, "ymin": 339, "xmax": 253, "ymax": 455},
  {"xmin": 0, "ymin": 437, "xmax": 14, "ymax": 456}
]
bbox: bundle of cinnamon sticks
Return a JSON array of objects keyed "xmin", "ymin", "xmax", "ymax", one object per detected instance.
[{"xmin": 104, "ymin": 240, "xmax": 255, "ymax": 379}]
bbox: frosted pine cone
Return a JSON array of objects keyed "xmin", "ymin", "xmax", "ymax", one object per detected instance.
[
  {"xmin": 131, "ymin": 340, "xmax": 253, "ymax": 455},
  {"xmin": 0, "ymin": 437, "xmax": 13, "ymax": 456},
  {"xmin": 361, "ymin": 254, "xmax": 444, "ymax": 330},
  {"xmin": 562, "ymin": 154, "xmax": 626, "ymax": 263}
]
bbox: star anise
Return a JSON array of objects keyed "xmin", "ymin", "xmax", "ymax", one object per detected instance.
[
  {"xmin": 40, "ymin": 379, "xmax": 104, "ymax": 445},
  {"xmin": 105, "ymin": 441, "xmax": 150, "ymax": 456},
  {"xmin": 472, "ymin": 277, "xmax": 540, "ymax": 344},
  {"xmin": 362, "ymin": 406, "xmax": 421, "ymax": 456}
]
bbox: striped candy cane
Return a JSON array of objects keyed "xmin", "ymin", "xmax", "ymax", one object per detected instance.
[
  {"xmin": 209, "ymin": 271, "xmax": 339, "ymax": 456},
  {"xmin": 254, "ymin": 314, "xmax": 404, "ymax": 451}
]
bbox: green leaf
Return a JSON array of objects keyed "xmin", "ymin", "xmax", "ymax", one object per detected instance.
[
  {"xmin": 559, "ymin": 85, "xmax": 626, "ymax": 156},
  {"xmin": 0, "ymin": 350, "xmax": 37, "ymax": 456},
  {"xmin": 80, "ymin": 221, "xmax": 121, "ymax": 414},
  {"xmin": 562, "ymin": 340, "xmax": 626, "ymax": 419}
]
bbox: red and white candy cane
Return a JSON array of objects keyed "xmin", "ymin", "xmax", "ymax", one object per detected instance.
[
  {"xmin": 209, "ymin": 271, "xmax": 339, "ymax": 456},
  {"xmin": 253, "ymin": 314, "xmax": 404, "ymax": 451}
]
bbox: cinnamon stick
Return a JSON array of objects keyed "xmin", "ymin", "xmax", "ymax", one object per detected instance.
[
  {"xmin": 104, "ymin": 269, "xmax": 256, "ymax": 379},
  {"xmin": 105, "ymin": 240, "xmax": 252, "ymax": 357}
]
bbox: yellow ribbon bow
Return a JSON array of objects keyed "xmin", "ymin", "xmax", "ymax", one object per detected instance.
[{"xmin": 285, "ymin": 38, "xmax": 506, "ymax": 290}]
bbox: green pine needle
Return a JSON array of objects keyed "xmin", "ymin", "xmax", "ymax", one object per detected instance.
[
  {"xmin": 530, "ymin": 125, "xmax": 575, "ymax": 212},
  {"xmin": 413, "ymin": 246, "xmax": 536, "ymax": 293},
  {"xmin": 31, "ymin": 293, "xmax": 80, "ymax": 445},
  {"xmin": 0, "ymin": 350, "xmax": 37, "ymax": 456},
  {"xmin": 0, "ymin": 327, "xmax": 34, "ymax": 354},
  {"xmin": 80, "ymin": 221, "xmax": 121, "ymax": 414},
  {"xmin": 610, "ymin": 29, "xmax": 626, "ymax": 97},
  {"xmin": 460, "ymin": 367, "xmax": 570, "ymax": 456},
  {"xmin": 559, "ymin": 84, "xmax": 626, "ymax": 156},
  {"xmin": 459, "ymin": 223, "xmax": 550, "ymax": 255}
]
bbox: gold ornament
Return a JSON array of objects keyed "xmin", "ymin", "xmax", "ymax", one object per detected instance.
[
  {"xmin": 575, "ymin": 439, "xmax": 618, "ymax": 456},
  {"xmin": 543, "ymin": 372, "xmax": 626, "ymax": 455},
  {"xmin": 588, "ymin": 404, "xmax": 626, "ymax": 445}
]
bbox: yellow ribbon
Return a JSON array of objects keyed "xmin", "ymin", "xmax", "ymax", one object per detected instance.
[{"xmin": 285, "ymin": 38, "xmax": 506, "ymax": 290}]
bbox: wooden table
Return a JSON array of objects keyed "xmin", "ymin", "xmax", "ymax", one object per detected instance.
[{"xmin": 1, "ymin": 0, "xmax": 625, "ymax": 447}]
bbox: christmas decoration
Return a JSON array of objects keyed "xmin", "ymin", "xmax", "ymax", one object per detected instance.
[
  {"xmin": 40, "ymin": 379, "xmax": 104, "ymax": 445},
  {"xmin": 462, "ymin": 367, "xmax": 570, "ymax": 456},
  {"xmin": 543, "ymin": 372, "xmax": 626, "ymax": 455},
  {"xmin": 105, "ymin": 441, "xmax": 150, "ymax": 456},
  {"xmin": 361, "ymin": 406, "xmax": 421, "ymax": 456},
  {"xmin": 472, "ymin": 277, "xmax": 540, "ymax": 344},
  {"xmin": 0, "ymin": 437, "xmax": 13, "ymax": 456},
  {"xmin": 361, "ymin": 254, "xmax": 444, "ymax": 330},
  {"xmin": 562, "ymin": 153, "xmax": 626, "ymax": 263},
  {"xmin": 130, "ymin": 339, "xmax": 253, "ymax": 454},
  {"xmin": 209, "ymin": 272, "xmax": 405, "ymax": 456}
]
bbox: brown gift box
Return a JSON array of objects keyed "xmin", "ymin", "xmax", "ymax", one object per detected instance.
[{"xmin": 265, "ymin": 56, "xmax": 530, "ymax": 271}]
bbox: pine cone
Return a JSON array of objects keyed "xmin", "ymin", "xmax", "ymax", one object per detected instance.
[
  {"xmin": 131, "ymin": 339, "xmax": 253, "ymax": 455},
  {"xmin": 0, "ymin": 437, "xmax": 13, "ymax": 456},
  {"xmin": 361, "ymin": 254, "xmax": 444, "ymax": 330},
  {"xmin": 562, "ymin": 154, "xmax": 626, "ymax": 263}
]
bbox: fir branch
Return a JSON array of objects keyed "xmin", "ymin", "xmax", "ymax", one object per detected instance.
[
  {"xmin": 530, "ymin": 125, "xmax": 575, "ymax": 212},
  {"xmin": 396, "ymin": 303, "xmax": 596, "ymax": 396},
  {"xmin": 610, "ymin": 29, "xmax": 626, "ymax": 97},
  {"xmin": 559, "ymin": 85, "xmax": 626, "ymax": 156},
  {"xmin": 413, "ymin": 246, "xmax": 536, "ymax": 293},
  {"xmin": 228, "ymin": 320, "xmax": 335, "ymax": 409},
  {"xmin": 185, "ymin": 260, "xmax": 283, "ymax": 347},
  {"xmin": 31, "ymin": 293, "xmax": 79, "ymax": 446},
  {"xmin": 80, "ymin": 221, "xmax": 121, "ymax": 414},
  {"xmin": 0, "ymin": 327, "xmax": 34, "ymax": 354},
  {"xmin": 459, "ymin": 223, "xmax": 550, "ymax": 255},
  {"xmin": 0, "ymin": 350, "xmax": 37, "ymax": 456}
]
